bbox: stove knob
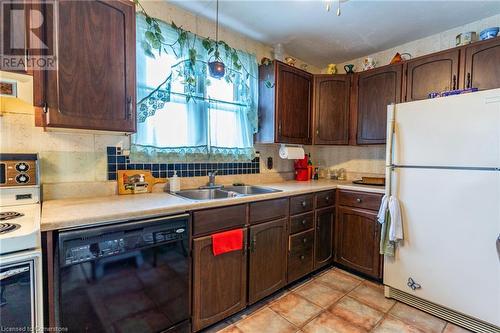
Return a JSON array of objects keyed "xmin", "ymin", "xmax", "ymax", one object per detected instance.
[
  {"xmin": 15, "ymin": 162, "xmax": 30, "ymax": 172},
  {"xmin": 15, "ymin": 174, "xmax": 30, "ymax": 183}
]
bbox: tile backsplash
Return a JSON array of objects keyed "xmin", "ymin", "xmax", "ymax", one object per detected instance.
[{"xmin": 106, "ymin": 146, "xmax": 260, "ymax": 181}]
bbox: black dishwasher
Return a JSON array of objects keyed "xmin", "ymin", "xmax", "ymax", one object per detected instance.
[{"xmin": 56, "ymin": 214, "xmax": 190, "ymax": 333}]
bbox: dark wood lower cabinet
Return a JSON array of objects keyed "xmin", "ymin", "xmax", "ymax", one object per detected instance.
[
  {"xmin": 314, "ymin": 207, "xmax": 334, "ymax": 269},
  {"xmin": 335, "ymin": 207, "xmax": 382, "ymax": 279},
  {"xmin": 248, "ymin": 219, "xmax": 288, "ymax": 304},
  {"xmin": 287, "ymin": 229, "xmax": 315, "ymax": 283},
  {"xmin": 192, "ymin": 229, "xmax": 248, "ymax": 331}
]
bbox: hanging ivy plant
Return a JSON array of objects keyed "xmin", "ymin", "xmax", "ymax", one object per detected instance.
[{"xmin": 134, "ymin": 0, "xmax": 273, "ymax": 107}]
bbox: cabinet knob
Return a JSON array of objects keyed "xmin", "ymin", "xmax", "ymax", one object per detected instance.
[
  {"xmin": 303, "ymin": 238, "xmax": 308, "ymax": 243},
  {"xmin": 300, "ymin": 255, "xmax": 305, "ymax": 260},
  {"xmin": 301, "ymin": 220, "xmax": 307, "ymax": 225},
  {"xmin": 325, "ymin": 196, "xmax": 330, "ymax": 201},
  {"xmin": 356, "ymin": 198, "xmax": 362, "ymax": 203},
  {"xmin": 301, "ymin": 201, "xmax": 307, "ymax": 208}
]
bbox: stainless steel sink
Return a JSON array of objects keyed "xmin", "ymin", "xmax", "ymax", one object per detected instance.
[
  {"xmin": 174, "ymin": 189, "xmax": 242, "ymax": 201},
  {"xmin": 223, "ymin": 185, "xmax": 282, "ymax": 195},
  {"xmin": 173, "ymin": 185, "xmax": 281, "ymax": 201}
]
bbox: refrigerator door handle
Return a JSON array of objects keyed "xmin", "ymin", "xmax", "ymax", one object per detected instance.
[
  {"xmin": 496, "ymin": 234, "xmax": 500, "ymax": 261},
  {"xmin": 386, "ymin": 104, "xmax": 396, "ymax": 197}
]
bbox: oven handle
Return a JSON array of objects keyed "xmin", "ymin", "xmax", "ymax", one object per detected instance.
[{"xmin": 0, "ymin": 266, "xmax": 30, "ymax": 281}]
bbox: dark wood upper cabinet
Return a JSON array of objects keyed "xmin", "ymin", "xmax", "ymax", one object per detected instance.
[
  {"xmin": 335, "ymin": 206, "xmax": 382, "ymax": 280},
  {"xmin": 313, "ymin": 75, "xmax": 350, "ymax": 145},
  {"xmin": 404, "ymin": 49, "xmax": 460, "ymax": 101},
  {"xmin": 462, "ymin": 37, "xmax": 500, "ymax": 91},
  {"xmin": 355, "ymin": 64, "xmax": 402, "ymax": 145},
  {"xmin": 248, "ymin": 219, "xmax": 288, "ymax": 304},
  {"xmin": 34, "ymin": 0, "xmax": 136, "ymax": 132},
  {"xmin": 257, "ymin": 61, "xmax": 313, "ymax": 144},
  {"xmin": 192, "ymin": 230, "xmax": 248, "ymax": 331},
  {"xmin": 0, "ymin": 1, "xmax": 32, "ymax": 74},
  {"xmin": 314, "ymin": 207, "xmax": 334, "ymax": 269}
]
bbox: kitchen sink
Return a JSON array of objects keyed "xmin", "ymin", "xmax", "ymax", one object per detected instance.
[
  {"xmin": 174, "ymin": 189, "xmax": 243, "ymax": 201},
  {"xmin": 223, "ymin": 185, "xmax": 282, "ymax": 195},
  {"xmin": 173, "ymin": 185, "xmax": 282, "ymax": 201}
]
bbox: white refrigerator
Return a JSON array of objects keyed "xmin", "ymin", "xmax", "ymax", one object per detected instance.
[{"xmin": 384, "ymin": 88, "xmax": 500, "ymax": 333}]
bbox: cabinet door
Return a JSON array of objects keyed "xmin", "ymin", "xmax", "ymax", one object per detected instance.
[
  {"xmin": 314, "ymin": 207, "xmax": 334, "ymax": 269},
  {"xmin": 248, "ymin": 219, "xmax": 287, "ymax": 304},
  {"xmin": 356, "ymin": 64, "xmax": 402, "ymax": 144},
  {"xmin": 405, "ymin": 49, "xmax": 460, "ymax": 101},
  {"xmin": 276, "ymin": 62, "xmax": 313, "ymax": 144},
  {"xmin": 0, "ymin": 1, "xmax": 32, "ymax": 74},
  {"xmin": 335, "ymin": 207, "xmax": 382, "ymax": 279},
  {"xmin": 192, "ymin": 229, "xmax": 247, "ymax": 331},
  {"xmin": 313, "ymin": 75, "xmax": 350, "ymax": 145},
  {"xmin": 463, "ymin": 37, "xmax": 500, "ymax": 91},
  {"xmin": 38, "ymin": 0, "xmax": 136, "ymax": 132}
]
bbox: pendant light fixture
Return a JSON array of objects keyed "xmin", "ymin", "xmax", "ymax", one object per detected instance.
[{"xmin": 208, "ymin": 0, "xmax": 225, "ymax": 79}]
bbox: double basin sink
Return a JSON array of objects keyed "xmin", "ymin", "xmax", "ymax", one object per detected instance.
[{"xmin": 173, "ymin": 185, "xmax": 282, "ymax": 201}]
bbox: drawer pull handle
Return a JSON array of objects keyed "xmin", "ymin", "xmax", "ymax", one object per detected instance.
[
  {"xmin": 301, "ymin": 220, "xmax": 307, "ymax": 225},
  {"xmin": 303, "ymin": 238, "xmax": 307, "ymax": 243},
  {"xmin": 300, "ymin": 255, "xmax": 305, "ymax": 260},
  {"xmin": 301, "ymin": 201, "xmax": 307, "ymax": 208},
  {"xmin": 356, "ymin": 198, "xmax": 362, "ymax": 203}
]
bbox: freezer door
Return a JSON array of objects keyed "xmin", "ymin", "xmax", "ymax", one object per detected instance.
[
  {"xmin": 392, "ymin": 89, "xmax": 500, "ymax": 168},
  {"xmin": 384, "ymin": 167, "xmax": 500, "ymax": 326}
]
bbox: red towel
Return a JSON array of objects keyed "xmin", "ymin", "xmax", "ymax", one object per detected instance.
[{"xmin": 212, "ymin": 229, "xmax": 244, "ymax": 256}]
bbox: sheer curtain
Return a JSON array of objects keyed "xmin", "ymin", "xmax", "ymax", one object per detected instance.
[{"xmin": 132, "ymin": 14, "xmax": 258, "ymax": 162}]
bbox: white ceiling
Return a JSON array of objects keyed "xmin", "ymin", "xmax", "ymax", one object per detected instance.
[{"xmin": 170, "ymin": 0, "xmax": 500, "ymax": 67}]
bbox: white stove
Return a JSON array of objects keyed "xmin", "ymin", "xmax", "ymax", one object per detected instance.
[
  {"xmin": 0, "ymin": 154, "xmax": 43, "ymax": 331},
  {"xmin": 0, "ymin": 202, "xmax": 41, "ymax": 254}
]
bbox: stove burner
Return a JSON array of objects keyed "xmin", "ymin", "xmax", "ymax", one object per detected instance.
[
  {"xmin": 0, "ymin": 223, "xmax": 21, "ymax": 234},
  {"xmin": 0, "ymin": 212, "xmax": 24, "ymax": 221}
]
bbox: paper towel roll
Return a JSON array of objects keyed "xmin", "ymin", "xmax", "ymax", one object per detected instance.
[{"xmin": 279, "ymin": 145, "xmax": 305, "ymax": 160}]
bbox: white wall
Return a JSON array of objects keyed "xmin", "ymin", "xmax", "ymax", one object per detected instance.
[{"xmin": 335, "ymin": 13, "xmax": 500, "ymax": 72}]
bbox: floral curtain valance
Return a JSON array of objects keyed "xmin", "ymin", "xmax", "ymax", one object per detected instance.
[{"xmin": 132, "ymin": 13, "xmax": 259, "ymax": 162}]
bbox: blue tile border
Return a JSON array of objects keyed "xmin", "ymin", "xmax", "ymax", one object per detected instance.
[{"xmin": 106, "ymin": 146, "xmax": 260, "ymax": 181}]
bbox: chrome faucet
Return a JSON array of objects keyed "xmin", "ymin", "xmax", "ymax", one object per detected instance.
[
  {"xmin": 208, "ymin": 170, "xmax": 218, "ymax": 187},
  {"xmin": 199, "ymin": 170, "xmax": 223, "ymax": 189}
]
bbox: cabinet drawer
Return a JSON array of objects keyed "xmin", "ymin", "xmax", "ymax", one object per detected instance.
[
  {"xmin": 337, "ymin": 190, "xmax": 382, "ymax": 211},
  {"xmin": 289, "ymin": 229, "xmax": 314, "ymax": 254},
  {"xmin": 288, "ymin": 230, "xmax": 314, "ymax": 282},
  {"xmin": 249, "ymin": 198, "xmax": 289, "ymax": 224},
  {"xmin": 290, "ymin": 194, "xmax": 314, "ymax": 215},
  {"xmin": 193, "ymin": 204, "xmax": 247, "ymax": 236},
  {"xmin": 315, "ymin": 190, "xmax": 335, "ymax": 208},
  {"xmin": 289, "ymin": 212, "xmax": 314, "ymax": 235}
]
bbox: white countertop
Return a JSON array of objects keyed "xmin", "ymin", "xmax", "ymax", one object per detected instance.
[{"xmin": 40, "ymin": 180, "xmax": 384, "ymax": 231}]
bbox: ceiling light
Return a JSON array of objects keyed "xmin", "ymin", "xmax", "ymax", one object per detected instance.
[{"xmin": 325, "ymin": 0, "xmax": 348, "ymax": 16}]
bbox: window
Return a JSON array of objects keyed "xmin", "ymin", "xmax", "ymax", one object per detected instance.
[{"xmin": 132, "ymin": 14, "xmax": 258, "ymax": 162}]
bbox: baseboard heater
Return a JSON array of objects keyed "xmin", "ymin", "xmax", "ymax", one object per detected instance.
[{"xmin": 385, "ymin": 286, "xmax": 500, "ymax": 333}]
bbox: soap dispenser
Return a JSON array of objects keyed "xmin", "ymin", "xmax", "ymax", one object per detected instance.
[{"xmin": 169, "ymin": 171, "xmax": 180, "ymax": 193}]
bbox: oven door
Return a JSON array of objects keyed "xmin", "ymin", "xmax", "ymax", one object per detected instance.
[{"xmin": 0, "ymin": 251, "xmax": 42, "ymax": 331}]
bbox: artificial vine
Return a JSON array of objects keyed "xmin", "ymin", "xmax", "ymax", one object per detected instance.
[{"xmin": 134, "ymin": 0, "xmax": 253, "ymax": 92}]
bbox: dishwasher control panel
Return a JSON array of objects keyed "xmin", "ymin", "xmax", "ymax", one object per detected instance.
[{"xmin": 60, "ymin": 216, "xmax": 189, "ymax": 266}]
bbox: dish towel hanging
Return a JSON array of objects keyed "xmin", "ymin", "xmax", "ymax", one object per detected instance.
[
  {"xmin": 212, "ymin": 229, "xmax": 244, "ymax": 256},
  {"xmin": 378, "ymin": 195, "xmax": 403, "ymax": 256}
]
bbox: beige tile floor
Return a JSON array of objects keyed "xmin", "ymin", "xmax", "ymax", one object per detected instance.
[{"xmin": 205, "ymin": 267, "xmax": 472, "ymax": 333}]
